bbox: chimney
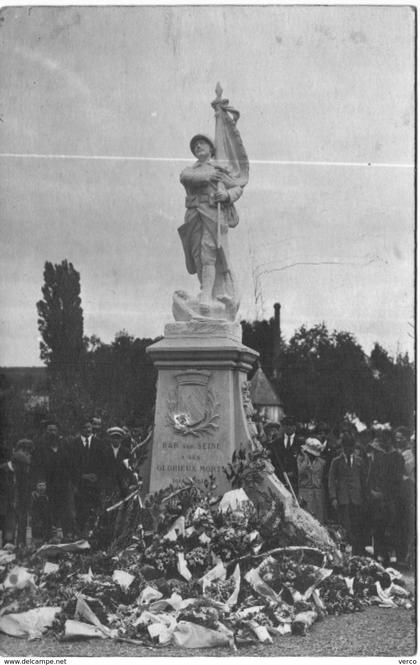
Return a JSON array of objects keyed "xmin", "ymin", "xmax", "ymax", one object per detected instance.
[{"xmin": 273, "ymin": 303, "xmax": 281, "ymax": 379}]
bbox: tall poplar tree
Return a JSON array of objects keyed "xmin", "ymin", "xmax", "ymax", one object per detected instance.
[
  {"xmin": 37, "ymin": 260, "xmax": 85, "ymax": 377},
  {"xmin": 37, "ymin": 260, "xmax": 89, "ymax": 429}
]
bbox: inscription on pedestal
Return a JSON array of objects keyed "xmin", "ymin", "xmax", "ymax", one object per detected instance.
[{"xmin": 152, "ymin": 438, "xmax": 226, "ymax": 486}]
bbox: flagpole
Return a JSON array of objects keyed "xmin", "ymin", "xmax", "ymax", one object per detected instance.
[
  {"xmin": 216, "ymin": 195, "xmax": 221, "ymax": 249},
  {"xmin": 213, "ymin": 82, "xmax": 223, "ymax": 249}
]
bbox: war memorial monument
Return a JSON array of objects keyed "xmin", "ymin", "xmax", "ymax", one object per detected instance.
[{"xmin": 146, "ymin": 85, "xmax": 259, "ymax": 494}]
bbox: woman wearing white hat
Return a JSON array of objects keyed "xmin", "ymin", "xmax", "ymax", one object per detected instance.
[{"xmin": 297, "ymin": 437, "xmax": 327, "ymax": 524}]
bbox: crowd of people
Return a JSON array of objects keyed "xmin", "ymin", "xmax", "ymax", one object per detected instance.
[
  {"xmin": 0, "ymin": 418, "xmax": 149, "ymax": 548},
  {"xmin": 0, "ymin": 412, "xmax": 415, "ymax": 570},
  {"xmin": 261, "ymin": 416, "xmax": 415, "ymax": 568}
]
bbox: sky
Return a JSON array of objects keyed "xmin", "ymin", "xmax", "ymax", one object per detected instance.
[{"xmin": 0, "ymin": 4, "xmax": 415, "ymax": 366}]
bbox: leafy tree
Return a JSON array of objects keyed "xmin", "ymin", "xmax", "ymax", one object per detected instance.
[
  {"xmin": 0, "ymin": 373, "xmax": 49, "ymax": 448},
  {"xmin": 370, "ymin": 342, "xmax": 394, "ymax": 377},
  {"xmin": 37, "ymin": 260, "xmax": 85, "ymax": 381},
  {"xmin": 392, "ymin": 352, "xmax": 415, "ymax": 427},
  {"xmin": 241, "ymin": 317, "xmax": 286, "ymax": 379},
  {"xmin": 36, "ymin": 260, "xmax": 89, "ymax": 430},
  {"xmin": 242, "ymin": 318, "xmax": 413, "ymax": 427},
  {"xmin": 281, "ymin": 323, "xmax": 331, "ymax": 420},
  {"xmin": 369, "ymin": 344, "xmax": 414, "ymax": 427},
  {"xmin": 83, "ymin": 330, "xmax": 160, "ymax": 428}
]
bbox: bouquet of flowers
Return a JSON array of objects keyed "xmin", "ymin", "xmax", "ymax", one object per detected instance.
[
  {"xmin": 107, "ymin": 603, "xmax": 144, "ymax": 639},
  {"xmin": 190, "ymin": 508, "xmax": 215, "ymax": 534},
  {"xmin": 211, "ymin": 527, "xmax": 256, "ymax": 562},
  {"xmin": 185, "ymin": 546, "xmax": 211, "ymax": 575},
  {"xmin": 143, "ymin": 538, "xmax": 183, "ymax": 575},
  {"xmin": 204, "ymin": 577, "xmax": 237, "ymax": 604},
  {"xmin": 178, "ymin": 603, "xmax": 220, "ymax": 630},
  {"xmin": 318, "ymin": 574, "xmax": 368, "ymax": 614},
  {"xmin": 258, "ymin": 554, "xmax": 323, "ymax": 596}
]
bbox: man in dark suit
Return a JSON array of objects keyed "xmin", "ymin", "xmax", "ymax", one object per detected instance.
[
  {"xmin": 33, "ymin": 422, "xmax": 75, "ymax": 541},
  {"xmin": 329, "ymin": 431, "xmax": 367, "ymax": 555},
  {"xmin": 316, "ymin": 421, "xmax": 339, "ymax": 520},
  {"xmin": 367, "ymin": 429, "xmax": 405, "ymax": 566},
  {"xmin": 70, "ymin": 419, "xmax": 106, "ymax": 536},
  {"xmin": 265, "ymin": 416, "xmax": 303, "ymax": 496}
]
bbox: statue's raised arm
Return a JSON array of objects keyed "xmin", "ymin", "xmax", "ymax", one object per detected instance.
[{"xmin": 174, "ymin": 84, "xmax": 249, "ymax": 322}]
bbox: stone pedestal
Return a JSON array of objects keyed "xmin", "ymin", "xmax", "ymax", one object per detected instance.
[{"xmin": 145, "ymin": 320, "xmax": 259, "ymax": 494}]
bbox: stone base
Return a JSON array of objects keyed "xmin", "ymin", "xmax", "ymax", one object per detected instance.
[
  {"xmin": 164, "ymin": 319, "xmax": 242, "ymax": 343},
  {"xmin": 172, "ymin": 289, "xmax": 239, "ymax": 322},
  {"xmin": 145, "ymin": 319, "xmax": 259, "ymax": 494}
]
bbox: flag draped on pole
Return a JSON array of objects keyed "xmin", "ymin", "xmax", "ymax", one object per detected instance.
[
  {"xmin": 211, "ymin": 83, "xmax": 249, "ymax": 247},
  {"xmin": 211, "ymin": 83, "xmax": 249, "ymax": 188}
]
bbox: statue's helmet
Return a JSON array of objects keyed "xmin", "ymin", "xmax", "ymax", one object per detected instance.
[{"xmin": 190, "ymin": 134, "xmax": 216, "ymax": 157}]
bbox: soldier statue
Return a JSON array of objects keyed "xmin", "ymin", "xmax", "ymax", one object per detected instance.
[{"xmin": 174, "ymin": 84, "xmax": 249, "ymax": 322}]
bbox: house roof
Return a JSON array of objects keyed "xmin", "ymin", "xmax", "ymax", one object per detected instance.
[{"xmin": 249, "ymin": 367, "xmax": 283, "ymax": 406}]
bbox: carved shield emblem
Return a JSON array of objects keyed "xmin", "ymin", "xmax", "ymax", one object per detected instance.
[
  {"xmin": 178, "ymin": 383, "xmax": 207, "ymax": 426},
  {"xmin": 167, "ymin": 370, "xmax": 220, "ymax": 437}
]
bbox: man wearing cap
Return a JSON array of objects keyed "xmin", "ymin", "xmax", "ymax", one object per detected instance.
[
  {"xmin": 178, "ymin": 135, "xmax": 244, "ymax": 313},
  {"xmin": 103, "ymin": 427, "xmax": 136, "ymax": 498},
  {"xmin": 99, "ymin": 427, "xmax": 138, "ymax": 545}
]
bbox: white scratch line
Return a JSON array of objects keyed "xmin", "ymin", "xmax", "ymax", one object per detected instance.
[
  {"xmin": 0, "ymin": 153, "xmax": 414, "ymax": 169},
  {"xmin": 252, "ymin": 159, "xmax": 413, "ymax": 169},
  {"xmin": 0, "ymin": 153, "xmax": 189, "ymax": 163},
  {"xmin": 257, "ymin": 259, "xmax": 379, "ymax": 276}
]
